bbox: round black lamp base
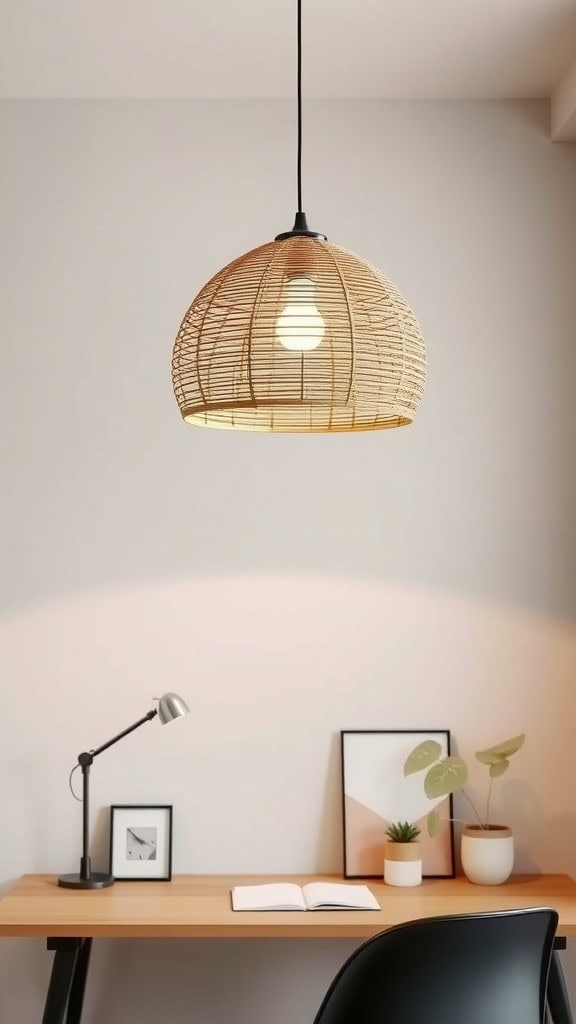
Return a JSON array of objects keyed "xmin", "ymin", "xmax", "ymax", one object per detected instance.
[{"xmin": 58, "ymin": 872, "xmax": 114, "ymax": 889}]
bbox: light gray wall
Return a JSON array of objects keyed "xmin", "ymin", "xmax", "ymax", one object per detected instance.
[{"xmin": 0, "ymin": 99, "xmax": 575, "ymax": 1023}]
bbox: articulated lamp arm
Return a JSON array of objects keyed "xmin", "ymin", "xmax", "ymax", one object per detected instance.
[{"xmin": 77, "ymin": 709, "xmax": 158, "ymax": 770}]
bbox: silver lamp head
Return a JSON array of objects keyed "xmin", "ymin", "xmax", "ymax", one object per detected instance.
[{"xmin": 157, "ymin": 692, "xmax": 189, "ymax": 725}]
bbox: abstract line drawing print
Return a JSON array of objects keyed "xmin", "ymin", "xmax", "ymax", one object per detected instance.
[{"xmin": 126, "ymin": 827, "xmax": 157, "ymax": 861}]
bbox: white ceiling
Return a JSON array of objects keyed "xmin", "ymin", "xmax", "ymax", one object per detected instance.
[{"xmin": 1, "ymin": 0, "xmax": 576, "ymax": 99}]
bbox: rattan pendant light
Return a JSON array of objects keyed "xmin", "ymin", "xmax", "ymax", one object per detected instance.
[{"xmin": 172, "ymin": 1, "xmax": 427, "ymax": 433}]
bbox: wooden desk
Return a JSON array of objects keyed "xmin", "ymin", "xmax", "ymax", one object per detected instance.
[
  {"xmin": 1, "ymin": 872, "xmax": 576, "ymax": 938},
  {"xmin": 1, "ymin": 874, "xmax": 574, "ymax": 1023}
]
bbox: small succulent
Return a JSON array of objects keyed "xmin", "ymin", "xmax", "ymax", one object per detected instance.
[{"xmin": 385, "ymin": 821, "xmax": 421, "ymax": 843}]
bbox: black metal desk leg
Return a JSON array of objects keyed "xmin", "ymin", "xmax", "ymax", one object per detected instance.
[
  {"xmin": 548, "ymin": 944, "xmax": 573, "ymax": 1024},
  {"xmin": 43, "ymin": 938, "xmax": 91, "ymax": 1024},
  {"xmin": 43, "ymin": 940, "xmax": 80, "ymax": 1024},
  {"xmin": 66, "ymin": 938, "xmax": 92, "ymax": 1024}
]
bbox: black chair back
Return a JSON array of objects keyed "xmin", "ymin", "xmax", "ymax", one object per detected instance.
[{"xmin": 313, "ymin": 908, "xmax": 558, "ymax": 1024}]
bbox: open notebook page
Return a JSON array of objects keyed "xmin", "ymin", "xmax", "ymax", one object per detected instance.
[
  {"xmin": 302, "ymin": 883, "xmax": 380, "ymax": 910},
  {"xmin": 231, "ymin": 883, "xmax": 306, "ymax": 911}
]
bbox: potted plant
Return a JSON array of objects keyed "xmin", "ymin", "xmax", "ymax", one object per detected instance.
[
  {"xmin": 383, "ymin": 821, "xmax": 422, "ymax": 886},
  {"xmin": 404, "ymin": 734, "xmax": 525, "ymax": 885}
]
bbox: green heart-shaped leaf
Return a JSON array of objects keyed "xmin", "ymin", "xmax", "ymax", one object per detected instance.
[
  {"xmin": 404, "ymin": 740, "xmax": 442, "ymax": 776},
  {"xmin": 475, "ymin": 734, "xmax": 525, "ymax": 764},
  {"xmin": 489, "ymin": 758, "xmax": 510, "ymax": 778},
  {"xmin": 424, "ymin": 756, "xmax": 468, "ymax": 799},
  {"xmin": 427, "ymin": 810, "xmax": 441, "ymax": 837}
]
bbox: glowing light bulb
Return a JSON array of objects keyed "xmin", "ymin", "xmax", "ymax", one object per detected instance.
[{"xmin": 276, "ymin": 276, "xmax": 325, "ymax": 351}]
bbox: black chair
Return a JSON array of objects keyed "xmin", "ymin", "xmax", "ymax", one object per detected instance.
[{"xmin": 312, "ymin": 908, "xmax": 559, "ymax": 1024}]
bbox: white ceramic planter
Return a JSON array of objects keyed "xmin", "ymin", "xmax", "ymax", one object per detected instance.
[
  {"xmin": 384, "ymin": 841, "xmax": 422, "ymax": 887},
  {"xmin": 461, "ymin": 825, "xmax": 514, "ymax": 885}
]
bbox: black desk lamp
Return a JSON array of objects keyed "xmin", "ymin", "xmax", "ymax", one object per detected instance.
[{"xmin": 58, "ymin": 692, "xmax": 189, "ymax": 889}]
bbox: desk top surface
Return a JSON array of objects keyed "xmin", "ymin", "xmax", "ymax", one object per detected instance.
[{"xmin": 0, "ymin": 874, "xmax": 575, "ymax": 938}]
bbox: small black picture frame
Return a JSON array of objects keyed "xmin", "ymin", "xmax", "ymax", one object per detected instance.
[
  {"xmin": 109, "ymin": 805, "xmax": 173, "ymax": 881},
  {"xmin": 341, "ymin": 729, "xmax": 455, "ymax": 879}
]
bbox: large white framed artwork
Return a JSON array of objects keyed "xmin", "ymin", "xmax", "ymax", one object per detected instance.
[{"xmin": 341, "ymin": 730, "xmax": 455, "ymax": 878}]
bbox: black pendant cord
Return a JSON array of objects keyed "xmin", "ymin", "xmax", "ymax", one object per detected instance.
[
  {"xmin": 275, "ymin": 0, "xmax": 326, "ymax": 241},
  {"xmin": 297, "ymin": 0, "xmax": 303, "ymax": 213}
]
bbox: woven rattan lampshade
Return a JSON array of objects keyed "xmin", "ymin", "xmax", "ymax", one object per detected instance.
[{"xmin": 172, "ymin": 237, "xmax": 427, "ymax": 433}]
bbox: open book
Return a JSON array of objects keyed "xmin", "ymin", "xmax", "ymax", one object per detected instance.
[{"xmin": 231, "ymin": 882, "xmax": 380, "ymax": 912}]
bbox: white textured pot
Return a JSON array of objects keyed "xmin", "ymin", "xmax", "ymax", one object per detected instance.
[
  {"xmin": 461, "ymin": 825, "xmax": 514, "ymax": 885},
  {"xmin": 384, "ymin": 841, "xmax": 422, "ymax": 887}
]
